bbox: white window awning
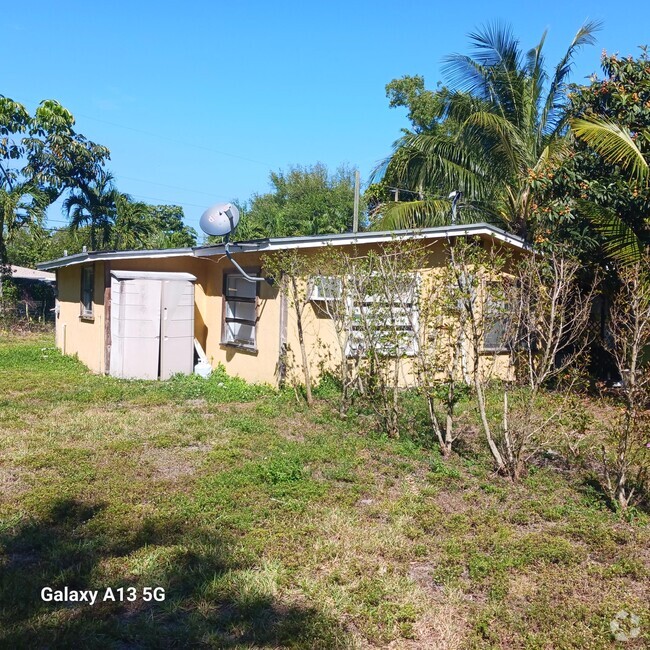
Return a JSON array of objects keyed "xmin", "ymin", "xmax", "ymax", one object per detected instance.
[{"xmin": 110, "ymin": 271, "xmax": 197, "ymax": 282}]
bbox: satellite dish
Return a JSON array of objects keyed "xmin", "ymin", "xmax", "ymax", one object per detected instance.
[
  {"xmin": 199, "ymin": 202, "xmax": 240, "ymax": 237},
  {"xmin": 198, "ymin": 200, "xmax": 271, "ymax": 284}
]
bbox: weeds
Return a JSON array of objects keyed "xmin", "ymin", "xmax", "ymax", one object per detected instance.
[{"xmin": 0, "ymin": 334, "xmax": 648, "ymax": 648}]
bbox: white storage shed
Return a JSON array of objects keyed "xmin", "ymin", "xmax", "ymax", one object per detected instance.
[{"xmin": 110, "ymin": 270, "xmax": 196, "ymax": 380}]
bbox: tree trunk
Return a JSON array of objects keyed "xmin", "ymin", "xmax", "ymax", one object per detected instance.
[
  {"xmin": 291, "ymin": 275, "xmax": 313, "ymax": 406},
  {"xmin": 473, "ymin": 351, "xmax": 507, "ymax": 474}
]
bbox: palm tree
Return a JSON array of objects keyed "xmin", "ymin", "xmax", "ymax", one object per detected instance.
[
  {"xmin": 112, "ymin": 194, "xmax": 153, "ymax": 250},
  {"xmin": 570, "ymin": 115, "xmax": 649, "ymax": 265},
  {"xmin": 374, "ymin": 22, "xmax": 599, "ymax": 237},
  {"xmin": 0, "ymin": 180, "xmax": 48, "ymax": 271},
  {"xmin": 63, "ymin": 169, "xmax": 118, "ymax": 250}
]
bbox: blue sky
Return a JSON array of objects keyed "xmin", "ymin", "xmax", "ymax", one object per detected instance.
[{"xmin": 4, "ymin": 1, "xmax": 650, "ymax": 237}]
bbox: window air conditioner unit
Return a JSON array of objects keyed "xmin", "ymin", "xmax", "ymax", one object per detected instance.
[{"xmin": 309, "ymin": 276, "xmax": 341, "ymax": 302}]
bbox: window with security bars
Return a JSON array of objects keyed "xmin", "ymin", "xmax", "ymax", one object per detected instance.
[
  {"xmin": 80, "ymin": 265, "xmax": 94, "ymax": 319},
  {"xmin": 222, "ymin": 272, "xmax": 258, "ymax": 350}
]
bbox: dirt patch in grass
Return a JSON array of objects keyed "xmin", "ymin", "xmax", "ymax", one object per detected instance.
[
  {"xmin": 0, "ymin": 466, "xmax": 28, "ymax": 497},
  {"xmin": 405, "ymin": 596, "xmax": 470, "ymax": 650},
  {"xmin": 140, "ymin": 447, "xmax": 198, "ymax": 481},
  {"xmin": 407, "ymin": 561, "xmax": 442, "ymax": 595},
  {"xmin": 139, "ymin": 446, "xmax": 206, "ymax": 481}
]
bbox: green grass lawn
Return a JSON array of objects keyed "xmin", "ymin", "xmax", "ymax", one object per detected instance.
[{"xmin": 0, "ymin": 333, "xmax": 648, "ymax": 648}]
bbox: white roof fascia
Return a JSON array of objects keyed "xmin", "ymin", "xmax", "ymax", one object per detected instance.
[
  {"xmin": 37, "ymin": 248, "xmax": 194, "ymax": 271},
  {"xmin": 38, "ymin": 224, "xmax": 530, "ymax": 270},
  {"xmin": 9, "ymin": 265, "xmax": 56, "ymax": 281},
  {"xmin": 194, "ymin": 224, "xmax": 529, "ymax": 258}
]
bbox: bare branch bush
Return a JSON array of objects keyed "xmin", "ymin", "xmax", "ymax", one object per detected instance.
[
  {"xmin": 314, "ymin": 242, "xmax": 424, "ymax": 438},
  {"xmin": 263, "ymin": 250, "xmax": 314, "ymax": 406},
  {"xmin": 446, "ymin": 239, "xmax": 597, "ymax": 479},
  {"xmin": 599, "ymin": 259, "xmax": 650, "ymax": 510},
  {"xmin": 345, "ymin": 244, "xmax": 421, "ymax": 438},
  {"xmin": 501, "ymin": 251, "xmax": 599, "ymax": 479},
  {"xmin": 447, "ymin": 237, "xmax": 510, "ymax": 474},
  {"xmin": 311, "ymin": 247, "xmax": 364, "ymax": 416},
  {"xmin": 410, "ymin": 254, "xmax": 467, "ymax": 456}
]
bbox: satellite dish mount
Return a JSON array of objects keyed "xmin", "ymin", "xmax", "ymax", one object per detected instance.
[{"xmin": 199, "ymin": 202, "xmax": 269, "ymax": 284}]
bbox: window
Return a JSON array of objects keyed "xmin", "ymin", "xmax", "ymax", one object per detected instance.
[
  {"xmin": 80, "ymin": 265, "xmax": 94, "ymax": 319},
  {"xmin": 222, "ymin": 272, "xmax": 258, "ymax": 350},
  {"xmin": 309, "ymin": 273, "xmax": 420, "ymax": 358},
  {"xmin": 483, "ymin": 282, "xmax": 508, "ymax": 352},
  {"xmin": 347, "ymin": 274, "xmax": 419, "ymax": 358}
]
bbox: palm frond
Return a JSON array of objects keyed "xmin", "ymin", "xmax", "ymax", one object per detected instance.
[
  {"xmin": 524, "ymin": 32, "xmax": 547, "ymax": 138},
  {"xmin": 373, "ymin": 199, "xmax": 455, "ymax": 230},
  {"xmin": 393, "ymin": 130, "xmax": 494, "ymax": 199},
  {"xmin": 532, "ymin": 138, "xmax": 571, "ymax": 174},
  {"xmin": 578, "ymin": 199, "xmax": 646, "ymax": 266},
  {"xmin": 571, "ymin": 116, "xmax": 649, "ymax": 184},
  {"xmin": 466, "ymin": 22, "xmax": 521, "ymax": 71},
  {"xmin": 541, "ymin": 20, "xmax": 600, "ymax": 138},
  {"xmin": 442, "ymin": 54, "xmax": 495, "ymax": 103},
  {"xmin": 464, "ymin": 111, "xmax": 526, "ymax": 175}
]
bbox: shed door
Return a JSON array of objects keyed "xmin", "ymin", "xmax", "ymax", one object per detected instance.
[
  {"xmin": 110, "ymin": 278, "xmax": 162, "ymax": 380},
  {"xmin": 160, "ymin": 279, "xmax": 195, "ymax": 379}
]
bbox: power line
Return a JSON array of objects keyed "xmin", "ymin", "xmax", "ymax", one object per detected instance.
[
  {"xmin": 114, "ymin": 174, "xmax": 229, "ymax": 200},
  {"xmin": 12, "ymin": 94, "xmax": 271, "ymax": 168},
  {"xmin": 126, "ymin": 192, "xmax": 206, "ymax": 210},
  {"xmin": 384, "ymin": 186, "xmax": 459, "ymax": 201},
  {"xmin": 74, "ymin": 112, "xmax": 270, "ymax": 167}
]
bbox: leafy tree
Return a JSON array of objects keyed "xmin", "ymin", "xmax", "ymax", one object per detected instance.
[
  {"xmin": 385, "ymin": 75, "xmax": 441, "ymax": 133},
  {"xmin": 559, "ymin": 48, "xmax": 650, "ymax": 265},
  {"xmin": 374, "ymin": 22, "xmax": 599, "ymax": 236},
  {"xmin": 8, "ymin": 201, "xmax": 197, "ymax": 265},
  {"xmin": 0, "ymin": 96, "xmax": 109, "ymax": 270},
  {"xmin": 6, "ymin": 223, "xmax": 63, "ymax": 267},
  {"xmin": 235, "ymin": 164, "xmax": 358, "ymax": 239},
  {"xmin": 1, "ymin": 181, "xmax": 49, "ymax": 266},
  {"xmin": 64, "ymin": 192, "xmax": 199, "ymax": 252},
  {"xmin": 142, "ymin": 204, "xmax": 197, "ymax": 248}
]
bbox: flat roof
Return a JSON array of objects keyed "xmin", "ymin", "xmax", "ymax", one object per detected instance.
[
  {"xmin": 8, "ymin": 265, "xmax": 56, "ymax": 281},
  {"xmin": 37, "ymin": 223, "xmax": 529, "ymax": 270},
  {"xmin": 194, "ymin": 222, "xmax": 528, "ymax": 256},
  {"xmin": 37, "ymin": 247, "xmax": 194, "ymax": 271}
]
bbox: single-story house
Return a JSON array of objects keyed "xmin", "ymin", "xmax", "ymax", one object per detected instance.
[
  {"xmin": 37, "ymin": 223, "xmax": 529, "ymax": 384},
  {"xmin": 0, "ymin": 265, "xmax": 56, "ymax": 321}
]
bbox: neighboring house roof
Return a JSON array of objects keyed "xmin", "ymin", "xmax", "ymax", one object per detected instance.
[
  {"xmin": 8, "ymin": 265, "xmax": 56, "ymax": 282},
  {"xmin": 37, "ymin": 223, "xmax": 530, "ymax": 271}
]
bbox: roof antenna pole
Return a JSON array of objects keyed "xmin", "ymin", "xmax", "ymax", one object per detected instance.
[
  {"xmin": 353, "ymin": 170, "xmax": 360, "ymax": 233},
  {"xmin": 449, "ymin": 190, "xmax": 462, "ymax": 224}
]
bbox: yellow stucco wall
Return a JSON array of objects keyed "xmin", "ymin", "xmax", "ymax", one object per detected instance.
[
  {"xmin": 53, "ymin": 236, "xmax": 520, "ymax": 385},
  {"xmin": 56, "ymin": 261, "xmax": 107, "ymax": 373},
  {"xmin": 54, "ymin": 253, "xmax": 282, "ymax": 384}
]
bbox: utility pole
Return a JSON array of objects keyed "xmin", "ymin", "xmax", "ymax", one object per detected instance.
[{"xmin": 353, "ymin": 170, "xmax": 360, "ymax": 233}]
